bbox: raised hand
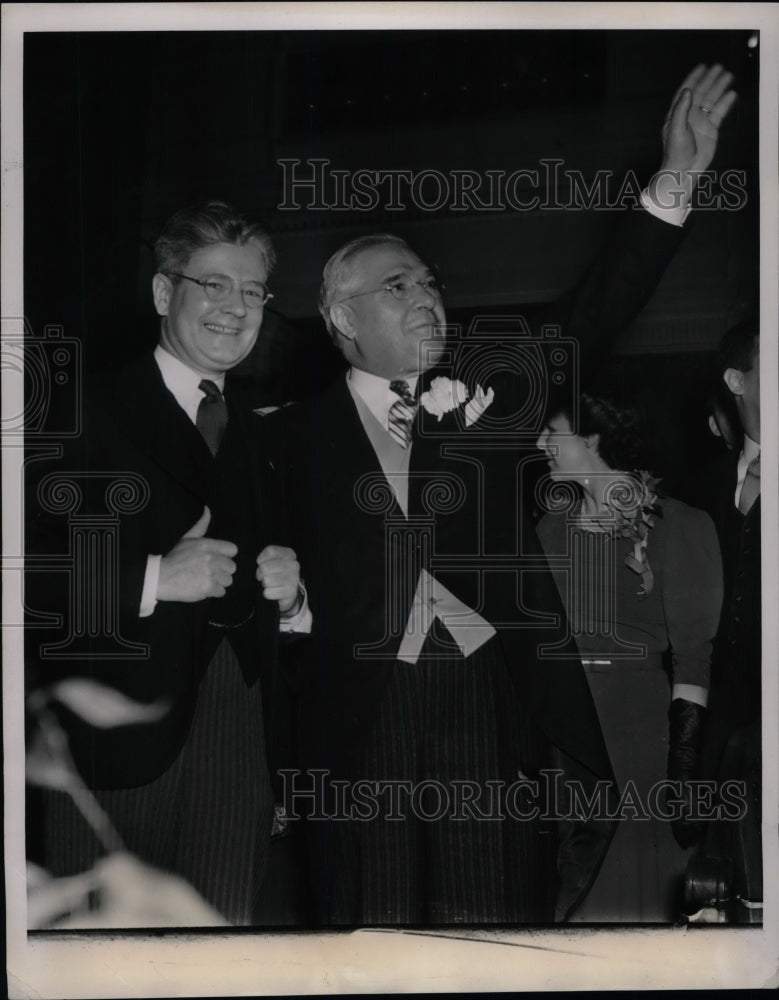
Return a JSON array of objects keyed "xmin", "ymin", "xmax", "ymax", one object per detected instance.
[
  {"xmin": 157, "ymin": 506, "xmax": 238, "ymax": 602},
  {"xmin": 256, "ymin": 545, "xmax": 301, "ymax": 616},
  {"xmin": 661, "ymin": 63, "xmax": 737, "ymax": 176}
]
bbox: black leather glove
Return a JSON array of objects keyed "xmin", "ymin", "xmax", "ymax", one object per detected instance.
[{"xmin": 667, "ymin": 697, "xmax": 707, "ymax": 848}]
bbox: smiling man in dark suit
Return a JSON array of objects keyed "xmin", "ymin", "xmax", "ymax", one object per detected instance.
[{"xmin": 30, "ymin": 201, "xmax": 309, "ymax": 925}]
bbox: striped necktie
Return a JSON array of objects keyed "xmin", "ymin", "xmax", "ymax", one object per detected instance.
[
  {"xmin": 197, "ymin": 379, "xmax": 228, "ymax": 456},
  {"xmin": 388, "ymin": 379, "xmax": 417, "ymax": 449},
  {"xmin": 738, "ymin": 451, "xmax": 760, "ymax": 515}
]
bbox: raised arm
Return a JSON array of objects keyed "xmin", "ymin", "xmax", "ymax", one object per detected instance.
[
  {"xmin": 647, "ymin": 63, "xmax": 737, "ymax": 218},
  {"xmin": 537, "ymin": 64, "xmax": 737, "ymax": 365}
]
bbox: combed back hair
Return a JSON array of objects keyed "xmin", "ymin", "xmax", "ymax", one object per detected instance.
[
  {"xmin": 154, "ymin": 200, "xmax": 276, "ymax": 277},
  {"xmin": 718, "ymin": 318, "xmax": 759, "ymax": 376},
  {"xmin": 318, "ymin": 233, "xmax": 412, "ymax": 342},
  {"xmin": 549, "ymin": 367, "xmax": 653, "ymax": 473}
]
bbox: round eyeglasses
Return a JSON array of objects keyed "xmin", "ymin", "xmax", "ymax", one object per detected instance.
[
  {"xmin": 335, "ymin": 274, "xmax": 445, "ymax": 304},
  {"xmin": 166, "ymin": 272, "xmax": 273, "ymax": 309}
]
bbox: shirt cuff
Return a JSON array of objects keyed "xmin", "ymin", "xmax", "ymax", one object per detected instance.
[
  {"xmin": 671, "ymin": 683, "xmax": 708, "ymax": 708},
  {"xmin": 279, "ymin": 583, "xmax": 312, "ymax": 634},
  {"xmin": 641, "ymin": 176, "xmax": 692, "ymax": 228},
  {"xmin": 140, "ymin": 554, "xmax": 161, "ymax": 617}
]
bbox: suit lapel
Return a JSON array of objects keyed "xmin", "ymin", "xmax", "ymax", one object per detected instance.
[
  {"xmin": 409, "ymin": 398, "xmax": 461, "ymax": 517},
  {"xmin": 223, "ymin": 377, "xmax": 267, "ymax": 528},
  {"xmin": 110, "ymin": 353, "xmax": 213, "ymax": 500},
  {"xmin": 721, "ymin": 453, "xmax": 744, "ymax": 530},
  {"xmin": 323, "ymin": 376, "xmax": 406, "ymax": 520}
]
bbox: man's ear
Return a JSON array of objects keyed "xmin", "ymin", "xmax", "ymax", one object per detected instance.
[
  {"xmin": 330, "ymin": 303, "xmax": 356, "ymax": 342},
  {"xmin": 708, "ymin": 414, "xmax": 722, "ymax": 439},
  {"xmin": 723, "ymin": 367, "xmax": 744, "ymax": 397},
  {"xmin": 152, "ymin": 273, "xmax": 172, "ymax": 317}
]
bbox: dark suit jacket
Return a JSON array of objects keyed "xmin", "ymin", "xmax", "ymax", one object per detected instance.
[
  {"xmin": 680, "ymin": 451, "xmax": 761, "ymax": 775},
  {"xmin": 26, "ymin": 352, "xmax": 285, "ymax": 790},
  {"xmin": 267, "ymin": 205, "xmax": 690, "ymax": 917},
  {"xmin": 271, "ymin": 373, "xmax": 620, "ymax": 919},
  {"xmin": 273, "ymin": 205, "xmax": 687, "ymax": 777},
  {"xmin": 533, "ymin": 204, "xmax": 690, "ymax": 366},
  {"xmin": 272, "ymin": 375, "xmax": 613, "ymax": 787}
]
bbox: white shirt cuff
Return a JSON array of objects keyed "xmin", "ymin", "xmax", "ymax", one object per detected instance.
[
  {"xmin": 671, "ymin": 683, "xmax": 708, "ymax": 708},
  {"xmin": 140, "ymin": 554, "xmax": 161, "ymax": 617},
  {"xmin": 279, "ymin": 584, "xmax": 312, "ymax": 634},
  {"xmin": 641, "ymin": 176, "xmax": 692, "ymax": 228}
]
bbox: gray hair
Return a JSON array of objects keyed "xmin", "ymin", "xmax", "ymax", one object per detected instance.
[
  {"xmin": 318, "ymin": 233, "xmax": 411, "ymax": 342},
  {"xmin": 154, "ymin": 200, "xmax": 276, "ymax": 277}
]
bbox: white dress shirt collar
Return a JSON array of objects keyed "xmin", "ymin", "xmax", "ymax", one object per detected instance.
[
  {"xmin": 735, "ymin": 433, "xmax": 760, "ymax": 508},
  {"xmin": 347, "ymin": 368, "xmax": 419, "ymax": 432},
  {"xmin": 741, "ymin": 434, "xmax": 760, "ymax": 464},
  {"xmin": 154, "ymin": 345, "xmax": 225, "ymax": 424}
]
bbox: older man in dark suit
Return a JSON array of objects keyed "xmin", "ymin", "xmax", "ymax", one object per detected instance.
[
  {"xmin": 272, "ymin": 66, "xmax": 737, "ymax": 925},
  {"xmin": 28, "ymin": 202, "xmax": 309, "ymax": 925},
  {"xmin": 273, "ymin": 232, "xmax": 612, "ymax": 925}
]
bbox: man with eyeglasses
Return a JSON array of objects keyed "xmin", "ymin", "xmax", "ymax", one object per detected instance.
[
  {"xmin": 269, "ymin": 65, "xmax": 737, "ymax": 926},
  {"xmin": 29, "ymin": 201, "xmax": 310, "ymax": 925},
  {"xmin": 274, "ymin": 231, "xmax": 607, "ymax": 926}
]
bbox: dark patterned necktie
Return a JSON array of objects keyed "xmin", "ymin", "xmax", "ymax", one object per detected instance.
[
  {"xmin": 738, "ymin": 451, "xmax": 760, "ymax": 515},
  {"xmin": 197, "ymin": 379, "xmax": 228, "ymax": 456},
  {"xmin": 388, "ymin": 379, "xmax": 418, "ymax": 449}
]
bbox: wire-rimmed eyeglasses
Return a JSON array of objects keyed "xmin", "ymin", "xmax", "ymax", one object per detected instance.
[
  {"xmin": 335, "ymin": 274, "xmax": 445, "ymax": 305},
  {"xmin": 166, "ymin": 271, "xmax": 274, "ymax": 309}
]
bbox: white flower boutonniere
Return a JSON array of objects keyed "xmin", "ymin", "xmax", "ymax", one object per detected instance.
[
  {"xmin": 463, "ymin": 384, "xmax": 495, "ymax": 427},
  {"xmin": 420, "ymin": 377, "xmax": 468, "ymax": 420},
  {"xmin": 419, "ymin": 377, "xmax": 494, "ymax": 427}
]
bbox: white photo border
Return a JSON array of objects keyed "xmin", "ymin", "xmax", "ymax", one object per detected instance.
[{"xmin": 3, "ymin": 3, "xmax": 778, "ymax": 995}]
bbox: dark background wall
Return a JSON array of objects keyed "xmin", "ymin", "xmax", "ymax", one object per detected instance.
[{"xmin": 23, "ymin": 28, "xmax": 760, "ymax": 485}]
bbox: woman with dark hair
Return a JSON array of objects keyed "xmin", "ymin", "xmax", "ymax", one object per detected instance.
[{"xmin": 535, "ymin": 384, "xmax": 723, "ymax": 922}]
